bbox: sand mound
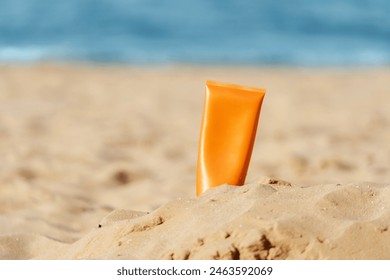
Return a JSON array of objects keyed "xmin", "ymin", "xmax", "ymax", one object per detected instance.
[{"xmin": 26, "ymin": 182, "xmax": 387, "ymax": 260}]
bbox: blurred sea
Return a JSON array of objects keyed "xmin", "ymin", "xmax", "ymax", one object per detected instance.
[{"xmin": 0, "ymin": 0, "xmax": 389, "ymax": 66}]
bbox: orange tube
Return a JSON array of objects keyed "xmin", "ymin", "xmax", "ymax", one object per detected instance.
[{"xmin": 196, "ymin": 80, "xmax": 266, "ymax": 196}]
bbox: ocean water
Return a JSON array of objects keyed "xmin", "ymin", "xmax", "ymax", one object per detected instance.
[{"xmin": 0, "ymin": 0, "xmax": 389, "ymax": 66}]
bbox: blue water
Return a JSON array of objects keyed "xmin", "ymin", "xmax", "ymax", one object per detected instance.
[{"xmin": 0, "ymin": 0, "xmax": 389, "ymax": 66}]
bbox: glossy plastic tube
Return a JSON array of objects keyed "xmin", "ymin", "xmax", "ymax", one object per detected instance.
[{"xmin": 196, "ymin": 80, "xmax": 266, "ymax": 196}]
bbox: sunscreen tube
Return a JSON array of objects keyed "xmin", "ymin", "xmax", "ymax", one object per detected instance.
[{"xmin": 196, "ymin": 80, "xmax": 266, "ymax": 196}]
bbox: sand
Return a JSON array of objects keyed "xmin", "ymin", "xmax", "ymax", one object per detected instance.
[{"xmin": 0, "ymin": 64, "xmax": 389, "ymax": 259}]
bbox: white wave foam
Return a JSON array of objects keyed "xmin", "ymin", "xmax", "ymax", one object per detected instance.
[{"xmin": 0, "ymin": 46, "xmax": 59, "ymax": 62}]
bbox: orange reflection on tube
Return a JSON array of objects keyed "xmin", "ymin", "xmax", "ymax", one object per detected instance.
[{"xmin": 196, "ymin": 80, "xmax": 266, "ymax": 196}]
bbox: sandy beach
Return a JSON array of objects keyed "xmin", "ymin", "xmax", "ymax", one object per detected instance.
[{"xmin": 0, "ymin": 64, "xmax": 389, "ymax": 259}]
